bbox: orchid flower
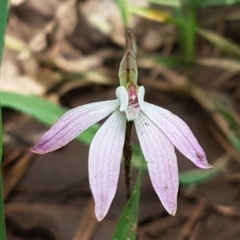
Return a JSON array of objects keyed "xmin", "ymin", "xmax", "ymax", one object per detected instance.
[{"xmin": 31, "ymin": 30, "xmax": 211, "ymax": 221}]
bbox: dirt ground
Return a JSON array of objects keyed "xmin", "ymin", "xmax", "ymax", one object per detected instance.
[{"xmin": 2, "ymin": 0, "xmax": 240, "ymax": 240}]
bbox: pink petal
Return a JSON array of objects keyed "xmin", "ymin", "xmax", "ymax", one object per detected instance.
[
  {"xmin": 89, "ymin": 110, "xmax": 126, "ymax": 221},
  {"xmin": 30, "ymin": 100, "xmax": 119, "ymax": 154},
  {"xmin": 142, "ymin": 102, "xmax": 211, "ymax": 169},
  {"xmin": 135, "ymin": 112, "xmax": 179, "ymax": 215}
]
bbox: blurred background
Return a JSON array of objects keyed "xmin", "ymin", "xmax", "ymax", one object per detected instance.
[{"xmin": 2, "ymin": 0, "xmax": 240, "ymax": 239}]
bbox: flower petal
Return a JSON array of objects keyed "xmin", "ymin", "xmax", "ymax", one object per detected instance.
[
  {"xmin": 116, "ymin": 86, "xmax": 128, "ymax": 111},
  {"xmin": 30, "ymin": 100, "xmax": 119, "ymax": 154},
  {"xmin": 89, "ymin": 110, "xmax": 126, "ymax": 221},
  {"xmin": 135, "ymin": 112, "xmax": 179, "ymax": 215},
  {"xmin": 142, "ymin": 102, "xmax": 211, "ymax": 169},
  {"xmin": 138, "ymin": 86, "xmax": 145, "ymax": 111}
]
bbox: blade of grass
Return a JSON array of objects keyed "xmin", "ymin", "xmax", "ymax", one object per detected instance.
[
  {"xmin": 115, "ymin": 0, "xmax": 130, "ymax": 27},
  {"xmin": 155, "ymin": 56, "xmax": 185, "ymax": 67},
  {"xmin": 129, "ymin": 6, "xmax": 181, "ymax": 25},
  {"xmin": 186, "ymin": 0, "xmax": 240, "ymax": 7},
  {"xmin": 112, "ymin": 158, "xmax": 143, "ymax": 240},
  {"xmin": 130, "ymin": 7, "xmax": 240, "ymax": 59},
  {"xmin": 148, "ymin": 0, "xmax": 181, "ymax": 7},
  {"xmin": 197, "ymin": 28, "xmax": 240, "ymax": 59},
  {"xmin": 131, "ymin": 144, "xmax": 223, "ymax": 186},
  {"xmin": 0, "ymin": 1, "xmax": 8, "ymax": 62},
  {"xmin": 0, "ymin": 1, "xmax": 9, "ymax": 239},
  {"xmin": 150, "ymin": 0, "xmax": 240, "ymax": 7},
  {"xmin": 1, "ymin": 92, "xmax": 99, "ymax": 145},
  {"xmin": 179, "ymin": 154, "xmax": 228, "ymax": 186},
  {"xmin": 176, "ymin": 7, "xmax": 197, "ymax": 63},
  {"xmin": 191, "ymin": 86, "xmax": 240, "ymax": 153},
  {"xmin": 214, "ymin": 98, "xmax": 240, "ymax": 151}
]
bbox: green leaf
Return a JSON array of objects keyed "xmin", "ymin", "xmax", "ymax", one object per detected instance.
[
  {"xmin": 129, "ymin": 6, "xmax": 181, "ymax": 25},
  {"xmin": 1, "ymin": 92, "xmax": 66, "ymax": 125},
  {"xmin": 197, "ymin": 28, "xmax": 240, "ymax": 59},
  {"xmin": 213, "ymin": 98, "xmax": 240, "ymax": 151},
  {"xmin": 179, "ymin": 167, "xmax": 221, "ymax": 186},
  {"xmin": 130, "ymin": 7, "xmax": 240, "ymax": 59},
  {"xmin": 112, "ymin": 159, "xmax": 143, "ymax": 240},
  {"xmin": 149, "ymin": 0, "xmax": 240, "ymax": 7},
  {"xmin": 176, "ymin": 7, "xmax": 197, "ymax": 62},
  {"xmin": 132, "ymin": 144, "xmax": 147, "ymax": 170},
  {"xmin": 0, "ymin": 0, "xmax": 8, "ymax": 64},
  {"xmin": 148, "ymin": 0, "xmax": 181, "ymax": 7},
  {"xmin": 115, "ymin": 0, "xmax": 130, "ymax": 27},
  {"xmin": 0, "ymin": 1, "xmax": 9, "ymax": 239},
  {"xmin": 1, "ymin": 91, "xmax": 99, "ymax": 145},
  {"xmin": 155, "ymin": 56, "xmax": 186, "ymax": 68},
  {"xmin": 186, "ymin": 0, "xmax": 240, "ymax": 7},
  {"xmin": 179, "ymin": 154, "xmax": 227, "ymax": 185},
  {"xmin": 131, "ymin": 144, "xmax": 225, "ymax": 186}
]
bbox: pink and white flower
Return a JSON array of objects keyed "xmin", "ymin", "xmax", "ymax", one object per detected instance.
[{"xmin": 31, "ymin": 30, "xmax": 211, "ymax": 221}]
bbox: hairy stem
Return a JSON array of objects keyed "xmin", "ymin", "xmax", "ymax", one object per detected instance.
[{"xmin": 123, "ymin": 121, "xmax": 133, "ymax": 199}]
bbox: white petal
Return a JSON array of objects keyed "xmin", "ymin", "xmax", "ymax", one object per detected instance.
[
  {"xmin": 142, "ymin": 102, "xmax": 211, "ymax": 169},
  {"xmin": 89, "ymin": 110, "xmax": 126, "ymax": 221},
  {"xmin": 135, "ymin": 112, "xmax": 179, "ymax": 215},
  {"xmin": 31, "ymin": 100, "xmax": 119, "ymax": 154},
  {"xmin": 138, "ymin": 86, "xmax": 146, "ymax": 111},
  {"xmin": 116, "ymin": 86, "xmax": 128, "ymax": 111}
]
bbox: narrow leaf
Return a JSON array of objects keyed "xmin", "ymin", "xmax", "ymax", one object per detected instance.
[
  {"xmin": 1, "ymin": 91, "xmax": 99, "ymax": 145},
  {"xmin": 179, "ymin": 166, "xmax": 222, "ymax": 186},
  {"xmin": 129, "ymin": 6, "xmax": 181, "ymax": 25},
  {"xmin": 132, "ymin": 145, "xmax": 224, "ymax": 186},
  {"xmin": 179, "ymin": 153, "xmax": 228, "ymax": 185},
  {"xmin": 148, "ymin": 0, "xmax": 181, "ymax": 7},
  {"xmin": 197, "ymin": 28, "xmax": 240, "ymax": 59},
  {"xmin": 0, "ymin": 1, "xmax": 9, "ymax": 239},
  {"xmin": 130, "ymin": 7, "xmax": 240, "ymax": 59},
  {"xmin": 155, "ymin": 56, "xmax": 186, "ymax": 68},
  {"xmin": 115, "ymin": 0, "xmax": 130, "ymax": 27},
  {"xmin": 150, "ymin": 0, "xmax": 240, "ymax": 7},
  {"xmin": 112, "ymin": 159, "xmax": 143, "ymax": 240},
  {"xmin": 177, "ymin": 8, "xmax": 197, "ymax": 62}
]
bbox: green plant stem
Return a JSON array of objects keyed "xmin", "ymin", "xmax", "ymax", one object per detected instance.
[{"xmin": 123, "ymin": 121, "xmax": 133, "ymax": 199}]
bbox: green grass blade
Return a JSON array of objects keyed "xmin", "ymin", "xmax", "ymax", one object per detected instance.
[
  {"xmin": 214, "ymin": 98, "xmax": 240, "ymax": 151},
  {"xmin": 131, "ymin": 145, "xmax": 224, "ymax": 186},
  {"xmin": 0, "ymin": 0, "xmax": 8, "ymax": 64},
  {"xmin": 130, "ymin": 7, "xmax": 240, "ymax": 59},
  {"xmin": 115, "ymin": 0, "xmax": 130, "ymax": 27},
  {"xmin": 0, "ymin": 1, "xmax": 9, "ymax": 239},
  {"xmin": 179, "ymin": 165, "xmax": 224, "ymax": 186},
  {"xmin": 129, "ymin": 6, "xmax": 182, "ymax": 25},
  {"xmin": 177, "ymin": 7, "xmax": 197, "ymax": 63},
  {"xmin": 112, "ymin": 160, "xmax": 143, "ymax": 240},
  {"xmin": 150, "ymin": 0, "xmax": 240, "ymax": 7},
  {"xmin": 1, "ymin": 92, "xmax": 66, "ymax": 125},
  {"xmin": 148, "ymin": 0, "xmax": 181, "ymax": 7},
  {"xmin": 155, "ymin": 56, "xmax": 189, "ymax": 67},
  {"xmin": 190, "ymin": 0, "xmax": 240, "ymax": 7},
  {"xmin": 197, "ymin": 28, "xmax": 240, "ymax": 59},
  {"xmin": 1, "ymin": 91, "xmax": 100, "ymax": 145}
]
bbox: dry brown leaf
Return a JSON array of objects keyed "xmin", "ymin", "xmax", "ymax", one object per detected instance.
[{"xmin": 79, "ymin": 0, "xmax": 126, "ymax": 45}]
